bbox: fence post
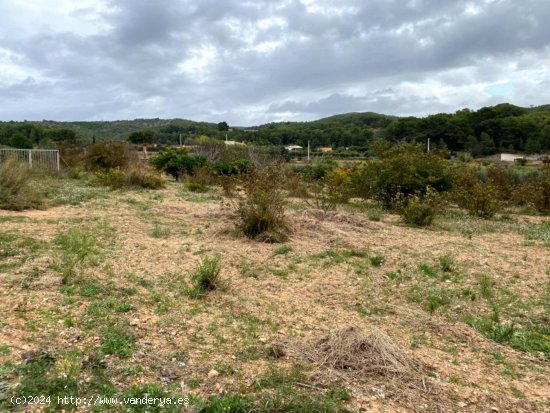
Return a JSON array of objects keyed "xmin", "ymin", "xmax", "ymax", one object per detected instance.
[
  {"xmin": 56, "ymin": 151, "xmax": 60, "ymax": 173},
  {"xmin": 28, "ymin": 149, "xmax": 32, "ymax": 168}
]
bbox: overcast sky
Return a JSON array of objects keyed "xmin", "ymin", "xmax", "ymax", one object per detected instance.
[{"xmin": 1, "ymin": 0, "xmax": 549, "ymax": 125}]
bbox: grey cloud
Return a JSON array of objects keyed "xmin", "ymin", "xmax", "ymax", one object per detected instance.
[{"xmin": 1, "ymin": 0, "xmax": 549, "ymax": 124}]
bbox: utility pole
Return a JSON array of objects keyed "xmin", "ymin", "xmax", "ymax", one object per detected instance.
[
  {"xmin": 427, "ymin": 138, "xmax": 430, "ymax": 153},
  {"xmin": 307, "ymin": 140, "xmax": 310, "ymax": 162},
  {"xmin": 179, "ymin": 134, "xmax": 182, "ymax": 147}
]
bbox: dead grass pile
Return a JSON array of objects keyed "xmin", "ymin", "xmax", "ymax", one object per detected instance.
[{"xmin": 303, "ymin": 327, "xmax": 414, "ymax": 378}]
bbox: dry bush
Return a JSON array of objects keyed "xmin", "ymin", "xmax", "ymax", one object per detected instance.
[
  {"xmin": 58, "ymin": 143, "xmax": 86, "ymax": 169},
  {"xmin": 217, "ymin": 175, "xmax": 237, "ymax": 197},
  {"xmin": 184, "ymin": 165, "xmax": 216, "ymax": 192},
  {"xmin": 284, "ymin": 171, "xmax": 310, "ymax": 198},
  {"xmin": 93, "ymin": 165, "xmax": 165, "ymax": 190},
  {"xmin": 0, "ymin": 158, "xmax": 43, "ymax": 210},
  {"xmin": 302, "ymin": 327, "xmax": 414, "ymax": 378},
  {"xmin": 123, "ymin": 164, "xmax": 165, "ymax": 189},
  {"xmin": 236, "ymin": 165, "xmax": 289, "ymax": 243}
]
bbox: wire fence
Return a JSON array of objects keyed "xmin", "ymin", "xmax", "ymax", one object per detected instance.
[{"xmin": 0, "ymin": 148, "xmax": 60, "ymax": 173}]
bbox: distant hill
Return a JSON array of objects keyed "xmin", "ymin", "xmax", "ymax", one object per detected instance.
[{"xmin": 1, "ymin": 104, "xmax": 548, "ymax": 154}]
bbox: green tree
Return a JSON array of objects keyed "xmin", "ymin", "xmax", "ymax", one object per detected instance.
[
  {"xmin": 9, "ymin": 133, "xmax": 34, "ymax": 149},
  {"xmin": 524, "ymin": 136, "xmax": 542, "ymax": 154},
  {"xmin": 480, "ymin": 132, "xmax": 497, "ymax": 155},
  {"xmin": 217, "ymin": 121, "xmax": 229, "ymax": 132},
  {"xmin": 128, "ymin": 130, "xmax": 154, "ymax": 144}
]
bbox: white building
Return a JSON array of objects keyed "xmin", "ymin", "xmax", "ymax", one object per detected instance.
[{"xmin": 285, "ymin": 145, "xmax": 303, "ymax": 151}]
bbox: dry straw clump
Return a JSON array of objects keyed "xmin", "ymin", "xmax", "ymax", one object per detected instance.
[{"xmin": 303, "ymin": 327, "xmax": 414, "ymax": 378}]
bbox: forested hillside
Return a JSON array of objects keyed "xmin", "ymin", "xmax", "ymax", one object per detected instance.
[{"xmin": 1, "ymin": 103, "xmax": 549, "ymax": 154}]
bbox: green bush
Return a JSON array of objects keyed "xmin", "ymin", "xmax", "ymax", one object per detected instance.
[
  {"xmin": 453, "ymin": 181, "xmax": 502, "ymax": 218},
  {"xmin": 85, "ymin": 141, "xmax": 134, "ymax": 171},
  {"xmin": 215, "ymin": 159, "xmax": 249, "ymax": 176},
  {"xmin": 397, "ymin": 187, "xmax": 440, "ymax": 227},
  {"xmin": 237, "ymin": 166, "xmax": 289, "ymax": 243},
  {"xmin": 518, "ymin": 165, "xmax": 550, "ymax": 213},
  {"xmin": 150, "ymin": 147, "xmax": 206, "ymax": 180},
  {"xmin": 350, "ymin": 143, "xmax": 451, "ymax": 206},
  {"xmin": 300, "ymin": 159, "xmax": 338, "ymax": 180}
]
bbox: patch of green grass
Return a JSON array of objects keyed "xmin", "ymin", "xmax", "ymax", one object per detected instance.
[
  {"xmin": 419, "ymin": 262, "xmax": 438, "ymax": 277},
  {"xmin": 369, "ymin": 254, "xmax": 385, "ymax": 267},
  {"xmin": 523, "ymin": 221, "xmax": 550, "ymax": 245},
  {"xmin": 53, "ymin": 222, "xmax": 115, "ymax": 284},
  {"xmin": 184, "ymin": 256, "xmax": 222, "ymax": 298},
  {"xmin": 273, "ymin": 246, "xmax": 292, "ymax": 256},
  {"xmin": 55, "ymin": 180, "xmax": 109, "ymax": 206},
  {"xmin": 196, "ymin": 364, "xmax": 349, "ymax": 412},
  {"xmin": 100, "ymin": 321, "xmax": 136, "ymax": 358},
  {"xmin": 438, "ymin": 253, "xmax": 455, "ymax": 273},
  {"xmin": 121, "ymin": 383, "xmax": 186, "ymax": 412},
  {"xmin": 150, "ymin": 222, "xmax": 171, "ymax": 238},
  {"xmin": 9, "ymin": 354, "xmax": 79, "ymax": 408},
  {"xmin": 464, "ymin": 312, "xmax": 550, "ymax": 357},
  {"xmin": 78, "ymin": 279, "xmax": 105, "ymax": 297},
  {"xmin": 408, "ymin": 285, "xmax": 453, "ymax": 315},
  {"xmin": 288, "ymin": 203, "xmax": 305, "ymax": 211},
  {"xmin": 477, "ymin": 274, "xmax": 496, "ymax": 300},
  {"xmin": 0, "ymin": 232, "xmax": 46, "ymax": 271},
  {"xmin": 311, "ymin": 248, "xmax": 367, "ymax": 267}
]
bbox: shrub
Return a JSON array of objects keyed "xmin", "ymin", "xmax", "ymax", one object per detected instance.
[
  {"xmin": 350, "ymin": 143, "xmax": 451, "ymax": 206},
  {"xmin": 453, "ymin": 181, "xmax": 502, "ymax": 218},
  {"xmin": 284, "ymin": 171, "xmax": 310, "ymax": 198},
  {"xmin": 183, "ymin": 166, "xmax": 215, "ymax": 192},
  {"xmin": 93, "ymin": 165, "xmax": 165, "ymax": 190},
  {"xmin": 0, "ymin": 158, "xmax": 43, "ymax": 210},
  {"xmin": 237, "ymin": 166, "xmax": 289, "ymax": 243},
  {"xmin": 397, "ymin": 187, "xmax": 440, "ymax": 227},
  {"xmin": 323, "ymin": 167, "xmax": 353, "ymax": 204},
  {"xmin": 123, "ymin": 165, "xmax": 165, "ymax": 189},
  {"xmin": 151, "ymin": 147, "xmax": 206, "ymax": 180},
  {"xmin": 517, "ymin": 165, "xmax": 550, "ymax": 213},
  {"xmin": 186, "ymin": 257, "xmax": 222, "ymax": 298},
  {"xmin": 301, "ymin": 159, "xmax": 338, "ymax": 180},
  {"xmin": 85, "ymin": 141, "xmax": 134, "ymax": 171},
  {"xmin": 217, "ymin": 175, "xmax": 237, "ymax": 197},
  {"xmin": 215, "ymin": 159, "xmax": 249, "ymax": 176},
  {"xmin": 93, "ymin": 168, "xmax": 126, "ymax": 189}
]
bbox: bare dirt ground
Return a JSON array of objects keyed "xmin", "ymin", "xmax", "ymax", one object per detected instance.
[{"xmin": 1, "ymin": 183, "xmax": 548, "ymax": 412}]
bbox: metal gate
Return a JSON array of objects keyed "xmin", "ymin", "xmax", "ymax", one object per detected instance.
[{"xmin": 0, "ymin": 148, "xmax": 60, "ymax": 173}]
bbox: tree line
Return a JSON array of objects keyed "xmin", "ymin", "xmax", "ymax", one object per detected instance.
[{"xmin": 2, "ymin": 103, "xmax": 549, "ymax": 154}]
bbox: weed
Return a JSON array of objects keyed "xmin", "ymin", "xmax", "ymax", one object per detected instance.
[
  {"xmin": 121, "ymin": 383, "xmax": 184, "ymax": 412},
  {"xmin": 369, "ymin": 254, "xmax": 385, "ymax": 267},
  {"xmin": 100, "ymin": 321, "xmax": 136, "ymax": 358},
  {"xmin": 185, "ymin": 257, "xmax": 222, "ymax": 298},
  {"xmin": 53, "ymin": 223, "xmax": 115, "ymax": 284},
  {"xmin": 237, "ymin": 165, "xmax": 289, "ymax": 243},
  {"xmin": 273, "ymin": 246, "xmax": 292, "ymax": 256},
  {"xmin": 477, "ymin": 274, "xmax": 496, "ymax": 300},
  {"xmin": 438, "ymin": 253, "xmax": 455, "ymax": 273},
  {"xmin": 419, "ymin": 263, "xmax": 437, "ymax": 277},
  {"xmin": 151, "ymin": 222, "xmax": 171, "ymax": 238}
]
